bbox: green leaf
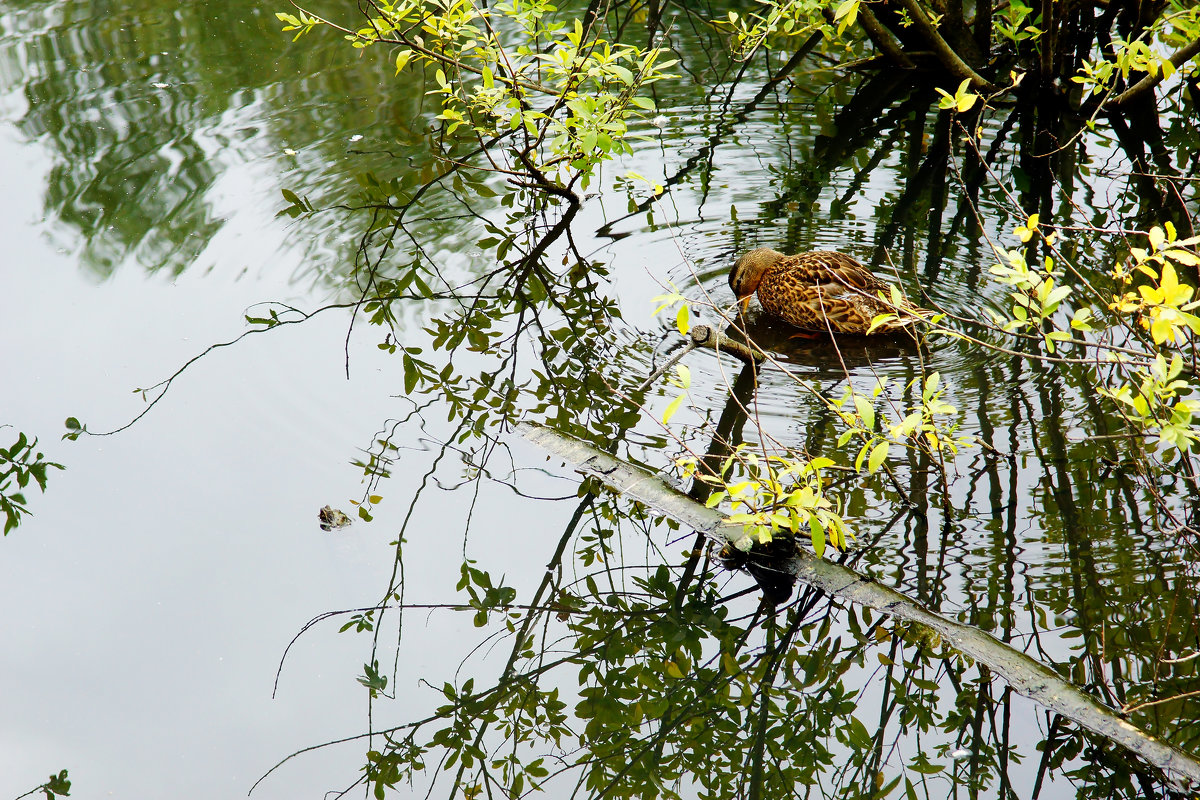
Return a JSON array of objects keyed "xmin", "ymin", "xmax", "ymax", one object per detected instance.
[
  {"xmin": 867, "ymin": 441, "xmax": 890, "ymax": 474},
  {"xmin": 833, "ymin": 0, "xmax": 860, "ymax": 32},
  {"xmin": 403, "ymin": 355, "xmax": 419, "ymax": 395},
  {"xmin": 853, "ymin": 395, "xmax": 875, "ymax": 430},
  {"xmin": 810, "ymin": 515, "xmax": 826, "ymax": 558},
  {"xmin": 908, "ymin": 760, "xmax": 944, "ymax": 775},
  {"xmin": 867, "ymin": 313, "xmax": 897, "ymax": 334},
  {"xmin": 1044, "ymin": 285, "xmax": 1072, "ymax": 308}
]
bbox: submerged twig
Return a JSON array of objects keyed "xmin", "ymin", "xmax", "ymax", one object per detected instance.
[{"xmin": 639, "ymin": 324, "xmax": 766, "ymax": 393}]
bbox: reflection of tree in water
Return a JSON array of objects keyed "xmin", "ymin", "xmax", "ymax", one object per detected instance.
[
  {"xmin": 1, "ymin": 0, "xmax": 438, "ymax": 280},
  {"xmin": 310, "ymin": 105, "xmax": 1199, "ymax": 800},
  {"xmin": 14, "ymin": 16, "xmax": 219, "ymax": 276}
]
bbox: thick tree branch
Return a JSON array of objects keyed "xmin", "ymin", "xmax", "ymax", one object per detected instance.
[
  {"xmin": 895, "ymin": 0, "xmax": 997, "ymax": 91},
  {"xmin": 825, "ymin": 4, "xmax": 915, "ymax": 69}
]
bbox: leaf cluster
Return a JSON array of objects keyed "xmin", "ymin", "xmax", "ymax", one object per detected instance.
[
  {"xmin": 0, "ymin": 430, "xmax": 64, "ymax": 535},
  {"xmin": 280, "ymin": 0, "xmax": 675, "ymax": 190}
]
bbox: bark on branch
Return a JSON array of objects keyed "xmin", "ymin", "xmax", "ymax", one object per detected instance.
[{"xmin": 895, "ymin": 0, "xmax": 997, "ymax": 91}]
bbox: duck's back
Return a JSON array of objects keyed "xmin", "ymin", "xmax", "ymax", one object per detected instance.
[{"xmin": 757, "ymin": 251, "xmax": 893, "ymax": 333}]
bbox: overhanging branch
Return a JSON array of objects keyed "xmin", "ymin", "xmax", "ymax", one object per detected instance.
[{"xmin": 1107, "ymin": 37, "xmax": 1200, "ymax": 110}]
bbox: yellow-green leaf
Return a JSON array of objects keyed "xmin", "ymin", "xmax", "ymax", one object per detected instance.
[
  {"xmin": 853, "ymin": 395, "xmax": 875, "ymax": 430},
  {"xmin": 663, "ymin": 393, "xmax": 686, "ymax": 424},
  {"xmin": 1149, "ymin": 226, "xmax": 1165, "ymax": 253},
  {"xmin": 395, "ymin": 50, "xmax": 413, "ymax": 75},
  {"xmin": 867, "ymin": 441, "xmax": 890, "ymax": 474},
  {"xmin": 676, "ymin": 303, "xmax": 691, "ymax": 335},
  {"xmin": 1164, "ymin": 248, "xmax": 1200, "ymax": 267},
  {"xmin": 867, "ymin": 313, "xmax": 897, "ymax": 334}
]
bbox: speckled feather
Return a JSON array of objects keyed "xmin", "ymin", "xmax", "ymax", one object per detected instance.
[{"xmin": 729, "ymin": 249, "xmax": 929, "ymax": 334}]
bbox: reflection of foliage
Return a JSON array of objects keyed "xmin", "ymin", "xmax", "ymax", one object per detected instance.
[
  {"xmin": 0, "ymin": 0, "xmax": 437, "ymax": 281},
  {"xmin": 727, "ymin": 0, "xmax": 1200, "ymax": 113},
  {"xmin": 345, "ymin": 548, "xmax": 1068, "ymax": 799},
  {"xmin": 0, "ymin": 429, "xmax": 63, "ymax": 536},
  {"xmin": 11, "ymin": 768, "xmax": 70, "ymax": 800}
]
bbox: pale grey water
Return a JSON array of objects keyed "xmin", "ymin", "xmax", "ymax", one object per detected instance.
[{"xmin": 2, "ymin": 0, "xmax": 1198, "ymax": 797}]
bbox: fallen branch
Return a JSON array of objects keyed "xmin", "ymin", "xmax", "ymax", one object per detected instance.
[{"xmin": 518, "ymin": 421, "xmax": 1200, "ymax": 786}]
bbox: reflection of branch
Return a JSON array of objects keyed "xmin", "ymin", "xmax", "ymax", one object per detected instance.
[
  {"xmin": 1107, "ymin": 37, "xmax": 1200, "ymax": 110},
  {"xmin": 674, "ymin": 359, "xmax": 761, "ymax": 609},
  {"xmin": 78, "ymin": 304, "xmax": 341, "ymax": 436},
  {"xmin": 521, "ymin": 421, "xmax": 1200, "ymax": 786}
]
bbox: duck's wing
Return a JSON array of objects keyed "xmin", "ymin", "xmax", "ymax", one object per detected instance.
[
  {"xmin": 763, "ymin": 252, "xmax": 917, "ymax": 333},
  {"xmin": 778, "ymin": 251, "xmax": 890, "ymax": 297}
]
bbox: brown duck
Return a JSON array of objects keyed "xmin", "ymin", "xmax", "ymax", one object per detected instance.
[{"xmin": 728, "ymin": 248, "xmax": 931, "ymax": 335}]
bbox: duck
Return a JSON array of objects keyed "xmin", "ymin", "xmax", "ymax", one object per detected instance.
[{"xmin": 728, "ymin": 248, "xmax": 931, "ymax": 335}]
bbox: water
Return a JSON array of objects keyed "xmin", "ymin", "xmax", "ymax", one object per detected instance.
[{"xmin": 3, "ymin": 0, "xmax": 1199, "ymax": 797}]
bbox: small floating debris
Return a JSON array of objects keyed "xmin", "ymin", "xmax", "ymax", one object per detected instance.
[
  {"xmin": 283, "ymin": 148, "xmax": 298, "ymax": 156},
  {"xmin": 318, "ymin": 505, "xmax": 353, "ymax": 531},
  {"xmin": 348, "ymin": 134, "xmax": 363, "ymax": 142},
  {"xmin": 151, "ymin": 82, "xmax": 170, "ymax": 89}
]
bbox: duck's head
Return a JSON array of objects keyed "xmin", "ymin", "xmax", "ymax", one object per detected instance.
[{"xmin": 729, "ymin": 248, "xmax": 782, "ymax": 312}]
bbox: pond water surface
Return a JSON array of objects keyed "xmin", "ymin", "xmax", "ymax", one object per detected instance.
[{"xmin": 2, "ymin": 0, "xmax": 1199, "ymax": 798}]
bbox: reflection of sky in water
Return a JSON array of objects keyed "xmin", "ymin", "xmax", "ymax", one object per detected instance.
[{"xmin": 1, "ymin": 0, "xmax": 1197, "ymax": 795}]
